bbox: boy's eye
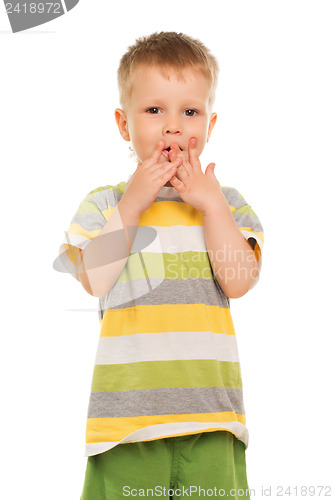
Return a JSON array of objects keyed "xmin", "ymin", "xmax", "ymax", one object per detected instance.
[
  {"xmin": 146, "ymin": 107, "xmax": 160, "ymax": 114},
  {"xmin": 184, "ymin": 109, "xmax": 198, "ymax": 117}
]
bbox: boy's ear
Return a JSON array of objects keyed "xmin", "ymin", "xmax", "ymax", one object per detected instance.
[
  {"xmin": 115, "ymin": 108, "xmax": 130, "ymax": 142},
  {"xmin": 207, "ymin": 112, "xmax": 217, "ymax": 143}
]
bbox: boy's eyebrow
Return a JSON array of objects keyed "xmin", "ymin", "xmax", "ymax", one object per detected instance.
[{"xmin": 140, "ymin": 98, "xmax": 207, "ymax": 107}]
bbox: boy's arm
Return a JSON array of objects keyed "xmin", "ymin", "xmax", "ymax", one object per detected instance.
[
  {"xmin": 77, "ymin": 198, "xmax": 141, "ymax": 298},
  {"xmin": 203, "ymin": 195, "xmax": 259, "ymax": 299}
]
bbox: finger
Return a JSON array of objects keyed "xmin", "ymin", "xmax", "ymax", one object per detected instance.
[
  {"xmin": 156, "ymin": 153, "xmax": 182, "ymax": 172},
  {"xmin": 168, "ymin": 172, "xmax": 184, "ymax": 190},
  {"xmin": 169, "ymin": 143, "xmax": 183, "ymax": 159},
  {"xmin": 154, "ymin": 155, "xmax": 182, "ymax": 182},
  {"xmin": 169, "ymin": 156, "xmax": 189, "ymax": 181},
  {"xmin": 169, "ymin": 148, "xmax": 177, "ymax": 161},
  {"xmin": 170, "ymin": 143, "xmax": 192, "ymax": 177},
  {"xmin": 177, "ymin": 161, "xmax": 189, "ymax": 179},
  {"xmin": 150, "ymin": 153, "xmax": 181, "ymax": 180},
  {"xmin": 169, "ymin": 148, "xmax": 184, "ymax": 164},
  {"xmin": 147, "ymin": 140, "xmax": 165, "ymax": 165},
  {"xmin": 170, "ymin": 155, "xmax": 183, "ymax": 168},
  {"xmin": 170, "ymin": 142, "xmax": 182, "ymax": 152},
  {"xmin": 188, "ymin": 137, "xmax": 201, "ymax": 170},
  {"xmin": 161, "ymin": 163, "xmax": 179, "ymax": 182}
]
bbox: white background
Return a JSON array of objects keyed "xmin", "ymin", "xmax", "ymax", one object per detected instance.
[{"xmin": 1, "ymin": 1, "xmax": 332, "ymax": 499}]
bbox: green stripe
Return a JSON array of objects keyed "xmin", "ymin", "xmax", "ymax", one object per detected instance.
[
  {"xmin": 233, "ymin": 204, "xmax": 257, "ymax": 217},
  {"xmin": 91, "ymin": 360, "xmax": 242, "ymax": 392},
  {"xmin": 121, "ymin": 251, "xmax": 214, "ymax": 282},
  {"xmin": 76, "ymin": 199, "xmax": 102, "ymax": 216}
]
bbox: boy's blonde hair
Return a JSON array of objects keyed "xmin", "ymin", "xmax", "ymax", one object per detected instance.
[{"xmin": 117, "ymin": 31, "xmax": 219, "ymax": 112}]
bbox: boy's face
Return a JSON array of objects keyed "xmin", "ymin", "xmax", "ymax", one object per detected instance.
[{"xmin": 115, "ymin": 65, "xmax": 217, "ymax": 170}]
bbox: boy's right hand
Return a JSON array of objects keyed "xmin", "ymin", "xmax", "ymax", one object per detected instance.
[{"xmin": 121, "ymin": 140, "xmax": 183, "ymax": 217}]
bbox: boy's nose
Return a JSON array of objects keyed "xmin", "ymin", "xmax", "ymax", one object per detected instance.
[{"xmin": 162, "ymin": 117, "xmax": 182, "ymax": 136}]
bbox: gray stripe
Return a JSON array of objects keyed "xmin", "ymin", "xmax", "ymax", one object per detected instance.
[
  {"xmin": 70, "ymin": 183, "xmax": 262, "ymax": 241},
  {"xmin": 221, "ymin": 186, "xmax": 246, "ymax": 210},
  {"xmin": 233, "ymin": 212, "xmax": 263, "ymax": 233},
  {"xmin": 87, "ymin": 387, "xmax": 244, "ymax": 418},
  {"xmin": 98, "ymin": 277, "xmax": 230, "ymax": 319},
  {"xmin": 87, "ymin": 184, "xmax": 119, "ymax": 211},
  {"xmin": 221, "ymin": 187, "xmax": 264, "ymax": 232},
  {"xmin": 70, "ymin": 183, "xmax": 185, "ymax": 231},
  {"xmin": 81, "ymin": 182, "xmax": 192, "ymax": 216},
  {"xmin": 76, "ymin": 184, "xmax": 256, "ymax": 222},
  {"xmin": 155, "ymin": 193, "xmax": 183, "ymax": 202},
  {"xmin": 70, "ymin": 212, "xmax": 106, "ymax": 231}
]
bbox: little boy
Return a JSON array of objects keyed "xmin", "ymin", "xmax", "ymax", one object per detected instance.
[{"xmin": 56, "ymin": 32, "xmax": 264, "ymax": 499}]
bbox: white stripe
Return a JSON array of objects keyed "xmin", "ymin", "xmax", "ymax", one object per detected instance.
[
  {"xmin": 84, "ymin": 421, "xmax": 248, "ymax": 456},
  {"xmin": 241, "ymin": 230, "xmax": 263, "ymax": 286},
  {"xmin": 135, "ymin": 226, "xmax": 263, "ymax": 256},
  {"xmin": 241, "ymin": 230, "xmax": 263, "ymax": 252},
  {"xmin": 56, "ymin": 237, "xmax": 91, "ymax": 274},
  {"xmin": 132, "ymin": 225, "xmax": 207, "ymax": 254},
  {"xmin": 58, "ymin": 226, "xmax": 260, "ymax": 275},
  {"xmin": 60, "ymin": 226, "xmax": 206, "ymax": 265},
  {"xmin": 94, "ymin": 331, "xmax": 239, "ymax": 365},
  {"xmin": 61, "ymin": 233, "xmax": 92, "ymax": 249},
  {"xmin": 59, "ymin": 225, "xmax": 258, "ymax": 258}
]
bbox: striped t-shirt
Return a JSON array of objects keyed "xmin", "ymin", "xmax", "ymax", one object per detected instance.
[{"xmin": 57, "ymin": 181, "xmax": 264, "ymax": 457}]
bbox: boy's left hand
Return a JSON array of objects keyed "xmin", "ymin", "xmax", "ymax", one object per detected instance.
[{"xmin": 168, "ymin": 138, "xmax": 223, "ymax": 214}]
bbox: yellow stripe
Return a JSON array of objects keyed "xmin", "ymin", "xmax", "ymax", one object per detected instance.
[
  {"xmin": 103, "ymin": 207, "xmax": 263, "ymax": 245},
  {"xmin": 100, "ymin": 303, "xmax": 235, "ymax": 337},
  {"xmin": 254, "ymin": 243, "xmax": 262, "ymax": 263},
  {"xmin": 86, "ymin": 412, "xmax": 246, "ymax": 443},
  {"xmin": 255, "ymin": 231, "xmax": 264, "ymax": 243},
  {"xmin": 67, "ymin": 223, "xmax": 101, "ymax": 240},
  {"xmin": 243, "ymin": 229, "xmax": 264, "ymax": 244},
  {"xmin": 104, "ymin": 201, "xmax": 203, "ymax": 227},
  {"xmin": 64, "ymin": 244, "xmax": 79, "ymax": 268},
  {"xmin": 240, "ymin": 228, "xmax": 264, "ymax": 243},
  {"xmin": 102, "ymin": 206, "xmax": 113, "ymax": 221}
]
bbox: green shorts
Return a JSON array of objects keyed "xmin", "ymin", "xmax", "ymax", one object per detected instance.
[{"xmin": 80, "ymin": 430, "xmax": 250, "ymax": 499}]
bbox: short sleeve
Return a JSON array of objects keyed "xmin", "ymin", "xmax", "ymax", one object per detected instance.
[
  {"xmin": 222, "ymin": 186, "xmax": 264, "ymax": 290},
  {"xmin": 54, "ymin": 186, "xmax": 117, "ymax": 282}
]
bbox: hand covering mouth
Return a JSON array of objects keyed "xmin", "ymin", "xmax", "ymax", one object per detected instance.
[{"xmin": 162, "ymin": 145, "xmax": 183, "ymax": 159}]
